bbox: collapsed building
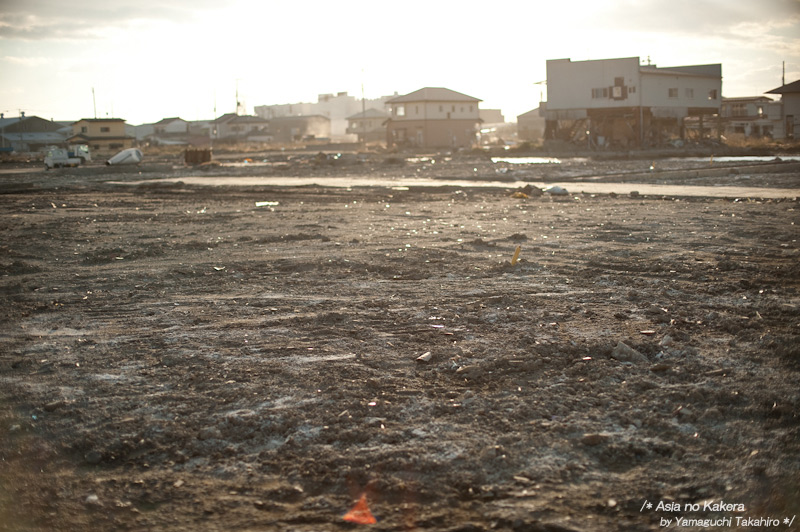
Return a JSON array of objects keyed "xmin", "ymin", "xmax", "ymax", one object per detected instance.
[{"xmin": 543, "ymin": 57, "xmax": 722, "ymax": 148}]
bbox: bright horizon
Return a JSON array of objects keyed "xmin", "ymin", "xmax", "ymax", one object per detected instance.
[{"xmin": 1, "ymin": 0, "xmax": 799, "ymax": 125}]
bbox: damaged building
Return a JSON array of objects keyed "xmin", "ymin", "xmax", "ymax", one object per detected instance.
[{"xmin": 543, "ymin": 57, "xmax": 722, "ymax": 148}]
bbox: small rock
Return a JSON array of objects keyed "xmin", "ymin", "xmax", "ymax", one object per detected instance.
[
  {"xmin": 581, "ymin": 433, "xmax": 610, "ymax": 446},
  {"xmin": 545, "ymin": 185, "xmax": 568, "ymax": 196},
  {"xmin": 456, "ymin": 364, "xmax": 482, "ymax": 379},
  {"xmin": 611, "ymin": 341, "xmax": 648, "ymax": 364},
  {"xmin": 85, "ymin": 450, "xmax": 103, "ymax": 465},
  {"xmin": 198, "ymin": 427, "xmax": 221, "ymax": 441},
  {"xmin": 85, "ymin": 494, "xmax": 102, "ymax": 507},
  {"xmin": 44, "ymin": 400, "xmax": 65, "ymax": 412}
]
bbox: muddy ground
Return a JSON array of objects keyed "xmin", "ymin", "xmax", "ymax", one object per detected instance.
[{"xmin": 1, "ymin": 153, "xmax": 799, "ymax": 531}]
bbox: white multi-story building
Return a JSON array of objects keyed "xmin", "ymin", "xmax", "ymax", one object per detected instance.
[
  {"xmin": 255, "ymin": 92, "xmax": 392, "ymax": 141},
  {"xmin": 544, "ymin": 57, "xmax": 722, "ymax": 147}
]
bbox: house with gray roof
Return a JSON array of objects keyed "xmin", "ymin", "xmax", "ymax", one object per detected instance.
[{"xmin": 384, "ymin": 87, "xmax": 482, "ymax": 149}]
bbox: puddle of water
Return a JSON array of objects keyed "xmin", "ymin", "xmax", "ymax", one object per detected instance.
[
  {"xmin": 668, "ymin": 155, "xmax": 800, "ymax": 163},
  {"xmin": 118, "ymin": 176, "xmax": 799, "ymax": 199},
  {"xmin": 492, "ymin": 157, "xmax": 570, "ymax": 164},
  {"xmin": 491, "ymin": 155, "xmax": 799, "ymax": 164}
]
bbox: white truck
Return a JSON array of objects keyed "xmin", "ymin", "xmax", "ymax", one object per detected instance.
[
  {"xmin": 44, "ymin": 147, "xmax": 82, "ymax": 169},
  {"xmin": 44, "ymin": 145, "xmax": 91, "ymax": 169}
]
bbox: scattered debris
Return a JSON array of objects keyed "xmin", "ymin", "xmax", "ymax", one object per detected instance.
[
  {"xmin": 544, "ymin": 185, "xmax": 568, "ymax": 196},
  {"xmin": 416, "ymin": 351, "xmax": 433, "ymax": 363},
  {"xmin": 517, "ymin": 184, "xmax": 543, "ymax": 197},
  {"xmin": 106, "ymin": 148, "xmax": 143, "ymax": 166},
  {"xmin": 342, "ymin": 493, "xmax": 376, "ymax": 524}
]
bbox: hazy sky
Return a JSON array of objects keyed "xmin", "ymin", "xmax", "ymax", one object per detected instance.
[{"xmin": 1, "ymin": 0, "xmax": 799, "ymax": 124}]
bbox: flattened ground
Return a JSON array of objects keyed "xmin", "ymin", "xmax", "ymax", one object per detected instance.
[{"xmin": 1, "ymin": 170, "xmax": 799, "ymax": 531}]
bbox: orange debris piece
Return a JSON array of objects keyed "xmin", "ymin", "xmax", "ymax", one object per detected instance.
[{"xmin": 342, "ymin": 493, "xmax": 377, "ymax": 524}]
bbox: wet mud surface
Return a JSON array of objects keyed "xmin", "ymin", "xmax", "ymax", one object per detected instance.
[{"xmin": 1, "ymin": 155, "xmax": 799, "ymax": 531}]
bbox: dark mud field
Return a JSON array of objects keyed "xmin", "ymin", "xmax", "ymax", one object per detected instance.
[{"xmin": 1, "ymin": 154, "xmax": 799, "ymax": 531}]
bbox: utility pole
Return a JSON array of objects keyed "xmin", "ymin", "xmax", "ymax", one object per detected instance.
[
  {"xmin": 235, "ymin": 79, "xmax": 244, "ymax": 116},
  {"xmin": 361, "ymin": 69, "xmax": 366, "ymax": 143},
  {"xmin": 19, "ymin": 110, "xmax": 25, "ymax": 152},
  {"xmin": 92, "ymin": 87, "xmax": 97, "ymax": 119},
  {"xmin": 534, "ymin": 80, "xmax": 546, "ymax": 103}
]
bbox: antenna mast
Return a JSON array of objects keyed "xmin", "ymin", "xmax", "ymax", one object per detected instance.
[{"xmin": 235, "ymin": 79, "xmax": 244, "ymax": 115}]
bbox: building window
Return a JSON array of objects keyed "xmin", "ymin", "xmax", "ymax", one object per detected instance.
[
  {"xmin": 396, "ymin": 105, "xmax": 405, "ymax": 117},
  {"xmin": 100, "ymin": 126, "xmax": 111, "ymax": 132},
  {"xmin": 614, "ymin": 77, "xmax": 624, "ymax": 86},
  {"xmin": 452, "ymin": 105, "xmax": 455, "ymax": 112},
  {"xmin": 685, "ymin": 88, "xmax": 694, "ymax": 99},
  {"xmin": 439, "ymin": 105, "xmax": 443, "ymax": 112},
  {"xmin": 668, "ymin": 88, "xmax": 679, "ymax": 98},
  {"xmin": 81, "ymin": 126, "xmax": 88, "ymax": 133},
  {"xmin": 757, "ymin": 106, "xmax": 764, "ymax": 117},
  {"xmin": 591, "ymin": 88, "xmax": 609, "ymax": 99},
  {"xmin": 708, "ymin": 90, "xmax": 718, "ymax": 100}
]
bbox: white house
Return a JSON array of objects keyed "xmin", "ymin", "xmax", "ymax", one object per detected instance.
[
  {"xmin": 720, "ymin": 97, "xmax": 782, "ymax": 138},
  {"xmin": 544, "ymin": 57, "xmax": 722, "ymax": 147},
  {"xmin": 150, "ymin": 117, "xmax": 189, "ymax": 145},
  {"xmin": 346, "ymin": 108, "xmax": 389, "ymax": 143},
  {"xmin": 210, "ymin": 113, "xmax": 270, "ymax": 141},
  {"xmin": 766, "ymin": 79, "xmax": 800, "ymax": 139}
]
